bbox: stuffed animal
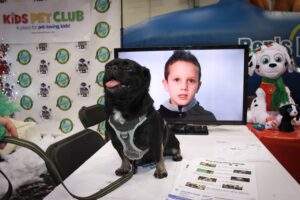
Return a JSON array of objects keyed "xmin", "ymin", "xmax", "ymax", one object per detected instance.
[
  {"xmin": 247, "ymin": 88, "xmax": 269, "ymax": 125},
  {"xmin": 278, "ymin": 104, "xmax": 299, "ymax": 132},
  {"xmin": 247, "ymin": 42, "xmax": 299, "ymax": 131}
]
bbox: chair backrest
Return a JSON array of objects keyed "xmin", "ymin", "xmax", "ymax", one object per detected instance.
[
  {"xmin": 46, "ymin": 129, "xmax": 105, "ymax": 185},
  {"xmin": 78, "ymin": 104, "xmax": 106, "ymax": 129}
]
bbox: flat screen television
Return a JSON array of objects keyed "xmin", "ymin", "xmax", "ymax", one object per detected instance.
[{"xmin": 114, "ymin": 45, "xmax": 248, "ymax": 125}]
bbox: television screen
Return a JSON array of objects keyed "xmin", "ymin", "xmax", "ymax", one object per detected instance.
[{"xmin": 115, "ymin": 45, "xmax": 248, "ymax": 125}]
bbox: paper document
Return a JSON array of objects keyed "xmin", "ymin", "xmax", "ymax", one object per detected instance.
[{"xmin": 167, "ymin": 159, "xmax": 257, "ymax": 200}]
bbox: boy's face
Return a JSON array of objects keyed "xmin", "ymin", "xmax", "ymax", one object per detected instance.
[{"xmin": 163, "ymin": 61, "xmax": 201, "ymax": 107}]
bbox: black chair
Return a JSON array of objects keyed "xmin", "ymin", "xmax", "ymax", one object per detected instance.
[
  {"xmin": 78, "ymin": 104, "xmax": 106, "ymax": 129},
  {"xmin": 46, "ymin": 129, "xmax": 105, "ymax": 185},
  {"xmin": 46, "ymin": 104, "xmax": 107, "ymax": 185}
]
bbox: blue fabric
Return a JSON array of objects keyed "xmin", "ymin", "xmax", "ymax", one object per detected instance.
[{"xmin": 123, "ymin": 0, "xmax": 300, "ymax": 105}]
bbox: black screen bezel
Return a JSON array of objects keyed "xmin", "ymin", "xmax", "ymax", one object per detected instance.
[{"xmin": 114, "ymin": 45, "xmax": 249, "ymax": 125}]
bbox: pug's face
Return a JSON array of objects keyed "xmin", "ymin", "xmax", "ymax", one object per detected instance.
[{"xmin": 104, "ymin": 58, "xmax": 150, "ymax": 100}]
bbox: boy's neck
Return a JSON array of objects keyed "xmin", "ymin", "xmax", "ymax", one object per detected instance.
[{"xmin": 164, "ymin": 98, "xmax": 198, "ymax": 112}]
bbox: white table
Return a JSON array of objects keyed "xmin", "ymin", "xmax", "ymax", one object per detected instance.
[{"xmin": 44, "ymin": 125, "xmax": 300, "ymax": 200}]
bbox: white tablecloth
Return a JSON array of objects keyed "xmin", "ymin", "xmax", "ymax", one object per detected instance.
[{"xmin": 44, "ymin": 125, "xmax": 300, "ymax": 200}]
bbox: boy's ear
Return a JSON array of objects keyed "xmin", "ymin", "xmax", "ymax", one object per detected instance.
[{"xmin": 162, "ymin": 79, "xmax": 168, "ymax": 91}]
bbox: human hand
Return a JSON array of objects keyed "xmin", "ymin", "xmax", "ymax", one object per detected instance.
[{"xmin": 0, "ymin": 117, "xmax": 18, "ymax": 149}]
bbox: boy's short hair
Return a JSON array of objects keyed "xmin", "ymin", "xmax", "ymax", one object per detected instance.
[{"xmin": 164, "ymin": 50, "xmax": 201, "ymax": 81}]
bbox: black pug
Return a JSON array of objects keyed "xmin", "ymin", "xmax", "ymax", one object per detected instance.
[{"xmin": 103, "ymin": 58, "xmax": 182, "ymax": 178}]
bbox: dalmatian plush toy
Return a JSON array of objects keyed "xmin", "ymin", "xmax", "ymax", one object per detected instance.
[{"xmin": 247, "ymin": 42, "xmax": 299, "ymax": 131}]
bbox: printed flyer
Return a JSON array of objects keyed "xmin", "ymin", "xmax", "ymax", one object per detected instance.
[{"xmin": 167, "ymin": 159, "xmax": 257, "ymax": 200}]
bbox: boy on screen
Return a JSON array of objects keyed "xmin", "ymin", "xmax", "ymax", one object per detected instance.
[{"xmin": 158, "ymin": 50, "xmax": 216, "ymax": 122}]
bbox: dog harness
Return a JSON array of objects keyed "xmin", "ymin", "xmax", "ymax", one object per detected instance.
[{"xmin": 108, "ymin": 115, "xmax": 149, "ymax": 160}]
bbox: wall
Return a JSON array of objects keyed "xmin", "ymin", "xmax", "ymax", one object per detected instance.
[{"xmin": 3, "ymin": 0, "xmax": 121, "ymax": 138}]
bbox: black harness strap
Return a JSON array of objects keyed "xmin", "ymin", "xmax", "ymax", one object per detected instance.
[{"xmin": 0, "ymin": 136, "xmax": 133, "ymax": 200}]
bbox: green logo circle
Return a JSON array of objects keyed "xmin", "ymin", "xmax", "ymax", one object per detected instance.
[
  {"xmin": 20, "ymin": 95, "xmax": 33, "ymax": 110},
  {"xmin": 96, "ymin": 71, "xmax": 105, "ymax": 86},
  {"xmin": 96, "ymin": 47, "xmax": 110, "ymax": 63},
  {"xmin": 17, "ymin": 49, "xmax": 31, "ymax": 65},
  {"xmin": 18, "ymin": 73, "xmax": 32, "ymax": 88},
  {"xmin": 55, "ymin": 48, "xmax": 70, "ymax": 64},
  {"xmin": 97, "ymin": 121, "xmax": 106, "ymax": 139},
  {"xmin": 24, "ymin": 117, "xmax": 36, "ymax": 122},
  {"xmin": 97, "ymin": 95, "xmax": 105, "ymax": 105},
  {"xmin": 57, "ymin": 95, "xmax": 72, "ymax": 111},
  {"xmin": 59, "ymin": 118, "xmax": 73, "ymax": 134},
  {"xmin": 55, "ymin": 72, "xmax": 70, "ymax": 88},
  {"xmin": 95, "ymin": 0, "xmax": 110, "ymax": 13},
  {"xmin": 94, "ymin": 21, "xmax": 110, "ymax": 38}
]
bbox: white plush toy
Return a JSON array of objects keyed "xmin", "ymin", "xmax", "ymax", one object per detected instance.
[
  {"xmin": 247, "ymin": 88, "xmax": 269, "ymax": 124},
  {"xmin": 247, "ymin": 42, "xmax": 298, "ymax": 130}
]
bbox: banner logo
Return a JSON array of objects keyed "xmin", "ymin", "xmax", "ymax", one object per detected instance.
[
  {"xmin": 55, "ymin": 48, "xmax": 70, "ymax": 64},
  {"xmin": 18, "ymin": 73, "xmax": 32, "ymax": 88},
  {"xmin": 60, "ymin": 118, "xmax": 73, "ymax": 133},
  {"xmin": 289, "ymin": 24, "xmax": 300, "ymax": 59},
  {"xmin": 96, "ymin": 47, "xmax": 110, "ymax": 63},
  {"xmin": 20, "ymin": 95, "xmax": 33, "ymax": 110},
  {"xmin": 57, "ymin": 95, "xmax": 72, "ymax": 111},
  {"xmin": 238, "ymin": 30, "xmax": 300, "ymax": 65},
  {"xmin": 95, "ymin": 0, "xmax": 110, "ymax": 13},
  {"xmin": 17, "ymin": 49, "xmax": 31, "ymax": 65},
  {"xmin": 0, "ymin": 0, "xmax": 91, "ymax": 43},
  {"xmin": 96, "ymin": 71, "xmax": 105, "ymax": 86},
  {"xmin": 94, "ymin": 21, "xmax": 110, "ymax": 38},
  {"xmin": 55, "ymin": 72, "xmax": 70, "ymax": 88}
]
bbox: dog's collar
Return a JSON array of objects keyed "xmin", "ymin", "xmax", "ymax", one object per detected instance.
[{"xmin": 108, "ymin": 114, "xmax": 149, "ymax": 160}]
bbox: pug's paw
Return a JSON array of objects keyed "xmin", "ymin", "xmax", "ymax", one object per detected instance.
[
  {"xmin": 115, "ymin": 167, "xmax": 131, "ymax": 176},
  {"xmin": 154, "ymin": 168, "xmax": 168, "ymax": 179},
  {"xmin": 172, "ymin": 153, "xmax": 183, "ymax": 161}
]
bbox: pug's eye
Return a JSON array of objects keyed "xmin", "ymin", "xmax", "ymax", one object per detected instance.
[
  {"xmin": 274, "ymin": 53, "xmax": 283, "ymax": 63},
  {"xmin": 124, "ymin": 65, "xmax": 133, "ymax": 72},
  {"xmin": 260, "ymin": 55, "xmax": 270, "ymax": 65}
]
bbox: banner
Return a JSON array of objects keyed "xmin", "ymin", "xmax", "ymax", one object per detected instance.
[
  {"xmin": 123, "ymin": 0, "xmax": 300, "ymax": 105},
  {"xmin": 0, "ymin": 0, "xmax": 92, "ymax": 43}
]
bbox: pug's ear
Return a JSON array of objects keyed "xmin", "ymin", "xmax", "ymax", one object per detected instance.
[{"xmin": 142, "ymin": 67, "xmax": 151, "ymax": 88}]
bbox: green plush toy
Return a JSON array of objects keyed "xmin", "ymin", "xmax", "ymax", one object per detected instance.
[{"xmin": 0, "ymin": 92, "xmax": 19, "ymax": 140}]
